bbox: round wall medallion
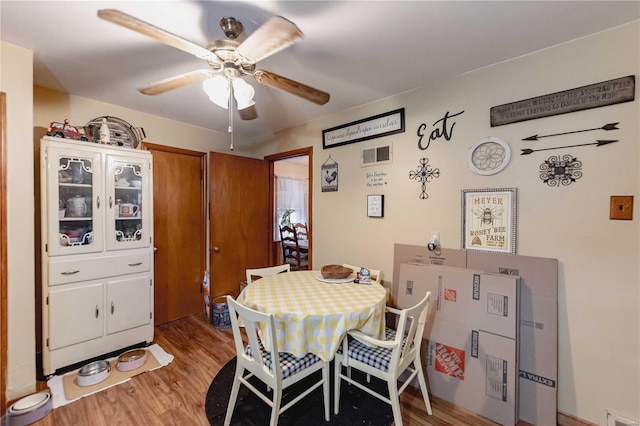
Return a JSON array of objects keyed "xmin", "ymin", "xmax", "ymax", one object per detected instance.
[{"xmin": 467, "ymin": 137, "xmax": 511, "ymax": 175}]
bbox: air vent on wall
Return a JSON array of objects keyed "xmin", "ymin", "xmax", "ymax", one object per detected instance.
[{"xmin": 361, "ymin": 144, "xmax": 392, "ymax": 167}]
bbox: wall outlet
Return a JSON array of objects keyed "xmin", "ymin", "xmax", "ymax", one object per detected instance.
[{"xmin": 430, "ymin": 231, "xmax": 440, "ymax": 245}]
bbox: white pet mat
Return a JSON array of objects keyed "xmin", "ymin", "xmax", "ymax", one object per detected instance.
[{"xmin": 47, "ymin": 344, "xmax": 174, "ymax": 408}]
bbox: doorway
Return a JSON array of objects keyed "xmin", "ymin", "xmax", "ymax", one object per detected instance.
[{"xmin": 265, "ymin": 147, "xmax": 312, "ymax": 268}]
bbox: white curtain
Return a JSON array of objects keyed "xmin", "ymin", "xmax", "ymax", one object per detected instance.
[{"xmin": 275, "ymin": 176, "xmax": 308, "ymax": 240}]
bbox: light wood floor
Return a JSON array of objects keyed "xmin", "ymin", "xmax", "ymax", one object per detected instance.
[{"xmin": 33, "ymin": 313, "xmax": 521, "ymax": 425}]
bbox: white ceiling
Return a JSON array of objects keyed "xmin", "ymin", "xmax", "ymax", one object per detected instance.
[{"xmin": 1, "ymin": 1, "xmax": 639, "ymax": 148}]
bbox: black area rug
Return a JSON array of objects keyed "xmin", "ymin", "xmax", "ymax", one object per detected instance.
[{"xmin": 205, "ymin": 357, "xmax": 393, "ymax": 425}]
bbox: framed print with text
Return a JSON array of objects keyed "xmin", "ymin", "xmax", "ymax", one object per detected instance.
[
  {"xmin": 461, "ymin": 188, "xmax": 517, "ymax": 254},
  {"xmin": 367, "ymin": 194, "xmax": 384, "ymax": 218},
  {"xmin": 322, "ymin": 108, "xmax": 405, "ymax": 149}
]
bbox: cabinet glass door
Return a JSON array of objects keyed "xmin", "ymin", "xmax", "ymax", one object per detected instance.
[
  {"xmin": 47, "ymin": 147, "xmax": 103, "ymax": 256},
  {"xmin": 106, "ymin": 155, "xmax": 151, "ymax": 250}
]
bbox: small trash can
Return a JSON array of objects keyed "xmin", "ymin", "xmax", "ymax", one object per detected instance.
[{"xmin": 211, "ymin": 295, "xmax": 231, "ymax": 330}]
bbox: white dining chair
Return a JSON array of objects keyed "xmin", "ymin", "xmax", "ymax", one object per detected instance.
[
  {"xmin": 334, "ymin": 292, "xmax": 432, "ymax": 426},
  {"xmin": 342, "ymin": 263, "xmax": 382, "ymax": 282},
  {"xmin": 245, "ymin": 264, "xmax": 291, "ymax": 286},
  {"xmin": 224, "ymin": 296, "xmax": 330, "ymax": 426}
]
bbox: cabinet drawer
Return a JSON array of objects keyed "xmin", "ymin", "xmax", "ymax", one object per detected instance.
[{"xmin": 49, "ymin": 253, "xmax": 151, "ymax": 286}]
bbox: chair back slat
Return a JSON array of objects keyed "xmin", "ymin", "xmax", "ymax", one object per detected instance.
[
  {"xmin": 246, "ymin": 264, "xmax": 290, "ymax": 286},
  {"xmin": 342, "ymin": 263, "xmax": 382, "ymax": 282},
  {"xmin": 396, "ymin": 292, "xmax": 430, "ymax": 372},
  {"xmin": 227, "ymin": 296, "xmax": 281, "ymax": 378}
]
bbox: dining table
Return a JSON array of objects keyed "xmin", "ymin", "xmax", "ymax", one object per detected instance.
[{"xmin": 238, "ymin": 270, "xmax": 387, "ymax": 361}]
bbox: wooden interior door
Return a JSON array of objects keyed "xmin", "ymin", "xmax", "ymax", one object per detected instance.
[
  {"xmin": 0, "ymin": 92, "xmax": 7, "ymax": 412},
  {"xmin": 144, "ymin": 143, "xmax": 206, "ymax": 326},
  {"xmin": 209, "ymin": 152, "xmax": 269, "ymax": 302}
]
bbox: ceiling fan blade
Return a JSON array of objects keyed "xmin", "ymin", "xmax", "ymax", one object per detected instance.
[
  {"xmin": 253, "ymin": 70, "xmax": 330, "ymax": 105},
  {"xmin": 236, "ymin": 16, "xmax": 303, "ymax": 63},
  {"xmin": 97, "ymin": 9, "xmax": 219, "ymax": 62},
  {"xmin": 239, "ymin": 105, "xmax": 258, "ymax": 120},
  {"xmin": 138, "ymin": 69, "xmax": 214, "ymax": 95}
]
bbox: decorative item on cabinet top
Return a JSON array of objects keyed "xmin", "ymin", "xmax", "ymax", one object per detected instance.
[{"xmin": 86, "ymin": 116, "xmax": 146, "ymax": 149}]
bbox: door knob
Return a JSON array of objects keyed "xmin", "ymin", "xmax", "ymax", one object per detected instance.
[{"xmin": 213, "ymin": 247, "xmax": 220, "ymax": 253}]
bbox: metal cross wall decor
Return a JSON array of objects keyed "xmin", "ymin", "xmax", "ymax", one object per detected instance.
[{"xmin": 409, "ymin": 157, "xmax": 440, "ymax": 199}]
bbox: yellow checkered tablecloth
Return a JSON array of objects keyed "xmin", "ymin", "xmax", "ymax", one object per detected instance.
[{"xmin": 238, "ymin": 270, "xmax": 387, "ymax": 361}]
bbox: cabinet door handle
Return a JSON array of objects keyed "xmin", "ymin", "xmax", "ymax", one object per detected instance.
[
  {"xmin": 61, "ymin": 270, "xmax": 80, "ymax": 275},
  {"xmin": 95, "ymin": 305, "xmax": 99, "ymax": 318},
  {"xmin": 97, "ymin": 196, "xmax": 101, "ymax": 209},
  {"xmin": 109, "ymin": 196, "xmax": 113, "ymax": 208},
  {"xmin": 111, "ymin": 302, "xmax": 115, "ymax": 315},
  {"xmin": 128, "ymin": 262, "xmax": 143, "ymax": 267}
]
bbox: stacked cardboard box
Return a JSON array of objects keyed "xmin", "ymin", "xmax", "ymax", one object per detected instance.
[
  {"xmin": 467, "ymin": 252, "xmax": 558, "ymax": 426},
  {"xmin": 397, "ymin": 262, "xmax": 520, "ymax": 425}
]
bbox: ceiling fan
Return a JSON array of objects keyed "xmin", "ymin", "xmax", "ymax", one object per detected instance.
[{"xmin": 97, "ymin": 9, "xmax": 330, "ymax": 146}]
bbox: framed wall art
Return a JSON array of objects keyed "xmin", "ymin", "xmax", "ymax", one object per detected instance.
[
  {"xmin": 461, "ymin": 188, "xmax": 517, "ymax": 254},
  {"xmin": 322, "ymin": 108, "xmax": 405, "ymax": 149},
  {"xmin": 367, "ymin": 194, "xmax": 384, "ymax": 218},
  {"xmin": 321, "ymin": 156, "xmax": 338, "ymax": 192}
]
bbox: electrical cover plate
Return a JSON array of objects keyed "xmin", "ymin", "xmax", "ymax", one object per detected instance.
[{"xmin": 610, "ymin": 195, "xmax": 633, "ymax": 220}]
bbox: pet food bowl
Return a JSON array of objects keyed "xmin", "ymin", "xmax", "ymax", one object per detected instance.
[
  {"xmin": 116, "ymin": 349, "xmax": 147, "ymax": 372},
  {"xmin": 6, "ymin": 390, "xmax": 52, "ymax": 426},
  {"xmin": 77, "ymin": 360, "xmax": 111, "ymax": 387}
]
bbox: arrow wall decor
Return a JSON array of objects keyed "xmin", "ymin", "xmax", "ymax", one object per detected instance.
[
  {"xmin": 521, "ymin": 140, "xmax": 618, "ymax": 155},
  {"xmin": 522, "ymin": 122, "xmax": 619, "ymax": 141}
]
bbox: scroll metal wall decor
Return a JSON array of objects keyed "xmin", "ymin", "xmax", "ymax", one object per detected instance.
[
  {"xmin": 490, "ymin": 75, "xmax": 635, "ymax": 127},
  {"xmin": 322, "ymin": 108, "xmax": 405, "ymax": 149}
]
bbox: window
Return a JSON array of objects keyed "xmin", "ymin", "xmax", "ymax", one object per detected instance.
[{"xmin": 275, "ymin": 176, "xmax": 308, "ymax": 240}]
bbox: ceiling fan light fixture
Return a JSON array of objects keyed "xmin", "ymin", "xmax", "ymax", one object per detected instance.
[
  {"xmin": 232, "ymin": 78, "xmax": 255, "ymax": 109},
  {"xmin": 203, "ymin": 75, "xmax": 230, "ymax": 108}
]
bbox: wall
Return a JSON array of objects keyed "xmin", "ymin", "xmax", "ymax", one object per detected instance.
[
  {"xmin": 0, "ymin": 41, "xmax": 36, "ymax": 400},
  {"xmin": 33, "ymin": 86, "xmax": 229, "ymax": 153},
  {"xmin": 248, "ymin": 23, "xmax": 640, "ymax": 424},
  {"xmin": 0, "ymin": 49, "xmax": 231, "ymax": 399}
]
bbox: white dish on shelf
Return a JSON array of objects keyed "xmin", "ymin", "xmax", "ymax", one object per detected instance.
[{"xmin": 314, "ymin": 274, "xmax": 355, "ymax": 284}]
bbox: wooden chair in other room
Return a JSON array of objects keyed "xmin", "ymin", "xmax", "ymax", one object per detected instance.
[
  {"xmin": 224, "ymin": 296, "xmax": 330, "ymax": 426},
  {"xmin": 292, "ymin": 222, "xmax": 309, "ymax": 241},
  {"xmin": 245, "ymin": 264, "xmax": 291, "ymax": 286},
  {"xmin": 334, "ymin": 292, "xmax": 432, "ymax": 426},
  {"xmin": 279, "ymin": 225, "xmax": 309, "ymax": 271}
]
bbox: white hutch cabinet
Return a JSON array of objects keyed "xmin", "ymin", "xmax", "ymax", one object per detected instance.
[{"xmin": 39, "ymin": 136, "xmax": 154, "ymax": 375}]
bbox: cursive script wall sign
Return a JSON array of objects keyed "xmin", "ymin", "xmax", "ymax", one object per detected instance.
[
  {"xmin": 490, "ymin": 75, "xmax": 635, "ymax": 127},
  {"xmin": 322, "ymin": 108, "xmax": 404, "ymax": 149},
  {"xmin": 416, "ymin": 110, "xmax": 465, "ymax": 150}
]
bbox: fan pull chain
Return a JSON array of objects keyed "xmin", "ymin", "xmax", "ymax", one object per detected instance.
[{"xmin": 228, "ymin": 78, "xmax": 234, "ymax": 151}]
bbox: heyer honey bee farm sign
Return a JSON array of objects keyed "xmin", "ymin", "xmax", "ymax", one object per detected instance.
[{"xmin": 461, "ymin": 188, "xmax": 517, "ymax": 254}]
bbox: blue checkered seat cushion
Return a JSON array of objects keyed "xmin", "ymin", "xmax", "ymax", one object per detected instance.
[
  {"xmin": 341, "ymin": 327, "xmax": 401, "ymax": 372},
  {"xmin": 246, "ymin": 342, "xmax": 321, "ymax": 380}
]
